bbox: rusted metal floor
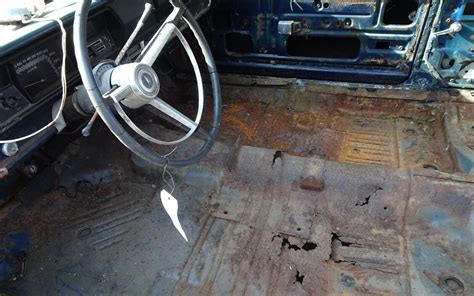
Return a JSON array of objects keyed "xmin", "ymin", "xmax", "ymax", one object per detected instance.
[
  {"xmin": 174, "ymin": 146, "xmax": 473, "ymax": 295},
  {"xmin": 209, "ymin": 98, "xmax": 454, "ymax": 172},
  {"xmin": 1, "ymin": 122, "xmax": 472, "ymax": 295},
  {"xmin": 2, "ymin": 81, "xmax": 474, "ymax": 295}
]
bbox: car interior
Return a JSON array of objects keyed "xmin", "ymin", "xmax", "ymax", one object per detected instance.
[{"xmin": 0, "ymin": 0, "xmax": 473, "ymax": 294}]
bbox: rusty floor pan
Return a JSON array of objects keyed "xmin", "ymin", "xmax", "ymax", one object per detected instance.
[
  {"xmin": 1, "ymin": 128, "xmax": 472, "ymax": 295},
  {"xmin": 175, "ymin": 146, "xmax": 473, "ymax": 295},
  {"xmin": 209, "ymin": 99, "xmax": 454, "ymax": 173}
]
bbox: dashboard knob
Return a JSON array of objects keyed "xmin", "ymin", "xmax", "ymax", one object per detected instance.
[
  {"xmin": 2, "ymin": 142, "xmax": 19, "ymax": 157},
  {"xmin": 0, "ymin": 96, "xmax": 19, "ymax": 110},
  {"xmin": 5, "ymin": 96, "xmax": 19, "ymax": 109}
]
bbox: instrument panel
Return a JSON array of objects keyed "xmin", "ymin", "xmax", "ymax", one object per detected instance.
[
  {"xmin": 0, "ymin": 9, "xmax": 121, "ymax": 132},
  {"xmin": 10, "ymin": 36, "xmax": 67, "ymax": 103}
]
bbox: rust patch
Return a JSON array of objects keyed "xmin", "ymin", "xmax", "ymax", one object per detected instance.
[{"xmin": 195, "ymin": 94, "xmax": 452, "ymax": 171}]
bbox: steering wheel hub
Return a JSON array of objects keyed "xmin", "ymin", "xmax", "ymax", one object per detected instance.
[{"xmin": 110, "ymin": 63, "xmax": 160, "ymax": 109}]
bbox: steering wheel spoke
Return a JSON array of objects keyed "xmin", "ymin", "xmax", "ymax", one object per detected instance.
[
  {"xmin": 138, "ymin": 6, "xmax": 184, "ymax": 66},
  {"xmin": 149, "ymin": 97, "xmax": 197, "ymax": 130},
  {"xmin": 107, "ymin": 84, "xmax": 132, "ymax": 102}
]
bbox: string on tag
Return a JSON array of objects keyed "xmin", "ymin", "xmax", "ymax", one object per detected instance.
[{"xmin": 161, "ymin": 147, "xmax": 177, "ymax": 194}]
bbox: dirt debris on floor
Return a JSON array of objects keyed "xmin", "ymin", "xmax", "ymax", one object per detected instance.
[{"xmin": 1, "ymin": 82, "xmax": 473, "ymax": 294}]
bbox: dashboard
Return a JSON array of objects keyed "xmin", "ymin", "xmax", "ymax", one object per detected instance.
[
  {"xmin": 0, "ymin": 0, "xmax": 210, "ymax": 136},
  {"xmin": 0, "ymin": 8, "xmax": 121, "ymax": 135}
]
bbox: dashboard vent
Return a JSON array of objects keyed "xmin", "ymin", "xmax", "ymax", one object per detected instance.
[
  {"xmin": 87, "ymin": 33, "xmax": 114, "ymax": 61},
  {"xmin": 88, "ymin": 38, "xmax": 107, "ymax": 57},
  {"xmin": 89, "ymin": 38, "xmax": 107, "ymax": 54}
]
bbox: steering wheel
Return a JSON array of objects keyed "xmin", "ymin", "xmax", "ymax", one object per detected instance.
[{"xmin": 73, "ymin": 0, "xmax": 221, "ymax": 167}]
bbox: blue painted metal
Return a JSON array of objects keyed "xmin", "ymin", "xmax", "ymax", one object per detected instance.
[
  {"xmin": 207, "ymin": 0, "xmax": 473, "ymax": 89},
  {"xmin": 209, "ymin": 0, "xmax": 430, "ymax": 84},
  {"xmin": 428, "ymin": 0, "xmax": 474, "ymax": 88}
]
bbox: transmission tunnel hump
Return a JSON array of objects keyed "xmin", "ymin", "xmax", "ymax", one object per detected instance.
[{"xmin": 208, "ymin": 0, "xmax": 430, "ymax": 84}]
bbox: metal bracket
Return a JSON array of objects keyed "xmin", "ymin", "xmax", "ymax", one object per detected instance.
[{"xmin": 278, "ymin": 21, "xmax": 302, "ymax": 35}]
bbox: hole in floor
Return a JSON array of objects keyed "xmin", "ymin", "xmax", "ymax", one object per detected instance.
[
  {"xmin": 383, "ymin": 0, "xmax": 419, "ymax": 25},
  {"xmin": 355, "ymin": 195, "xmax": 368, "ymax": 206},
  {"xmin": 281, "ymin": 238, "xmax": 301, "ymax": 251},
  {"xmin": 272, "ymin": 151, "xmax": 283, "ymax": 165},
  {"xmin": 278, "ymin": 235, "xmax": 317, "ymax": 252},
  {"xmin": 294, "ymin": 270, "xmax": 305, "ymax": 284},
  {"xmin": 355, "ymin": 187, "xmax": 383, "ymax": 207},
  {"xmin": 287, "ymin": 36, "xmax": 360, "ymax": 59},
  {"xmin": 301, "ymin": 242, "xmax": 317, "ymax": 251}
]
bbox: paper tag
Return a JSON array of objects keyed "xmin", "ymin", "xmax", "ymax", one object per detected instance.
[{"xmin": 160, "ymin": 189, "xmax": 188, "ymax": 242}]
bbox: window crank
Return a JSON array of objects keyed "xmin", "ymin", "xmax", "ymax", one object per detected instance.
[{"xmin": 434, "ymin": 22, "xmax": 462, "ymax": 37}]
